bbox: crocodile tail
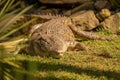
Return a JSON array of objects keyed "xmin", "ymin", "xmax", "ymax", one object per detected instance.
[{"xmin": 69, "ymin": 24, "xmax": 111, "ymax": 41}]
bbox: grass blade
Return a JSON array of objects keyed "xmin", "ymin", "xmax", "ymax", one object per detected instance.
[
  {"xmin": 0, "ymin": 5, "xmax": 33, "ymax": 34},
  {"xmin": 0, "ymin": 18, "xmax": 36, "ymax": 40},
  {"xmin": 0, "ymin": 0, "xmax": 11, "ymax": 17}
]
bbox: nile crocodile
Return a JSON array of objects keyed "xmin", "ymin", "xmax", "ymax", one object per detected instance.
[{"xmin": 29, "ymin": 16, "xmax": 110, "ymax": 58}]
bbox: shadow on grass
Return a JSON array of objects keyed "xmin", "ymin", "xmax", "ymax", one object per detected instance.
[
  {"xmin": 39, "ymin": 76, "xmax": 61, "ymax": 80},
  {"xmin": 23, "ymin": 61, "xmax": 120, "ymax": 80}
]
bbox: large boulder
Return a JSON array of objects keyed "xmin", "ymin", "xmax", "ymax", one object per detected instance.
[
  {"xmin": 71, "ymin": 10, "xmax": 99, "ymax": 31},
  {"xmin": 99, "ymin": 12, "xmax": 120, "ymax": 32}
]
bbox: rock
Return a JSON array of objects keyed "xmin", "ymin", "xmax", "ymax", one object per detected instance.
[
  {"xmin": 96, "ymin": 9, "xmax": 111, "ymax": 21},
  {"xmin": 99, "ymin": 12, "xmax": 120, "ymax": 32},
  {"xmin": 71, "ymin": 10, "xmax": 99, "ymax": 30},
  {"xmin": 64, "ymin": 1, "xmax": 94, "ymax": 16},
  {"xmin": 38, "ymin": 0, "xmax": 89, "ymax": 4},
  {"xmin": 94, "ymin": 0, "xmax": 111, "ymax": 10}
]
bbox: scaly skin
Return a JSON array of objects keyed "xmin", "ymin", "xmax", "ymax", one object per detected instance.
[{"xmin": 29, "ymin": 16, "xmax": 110, "ymax": 58}]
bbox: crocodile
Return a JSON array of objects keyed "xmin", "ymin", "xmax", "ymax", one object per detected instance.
[{"xmin": 29, "ymin": 16, "xmax": 110, "ymax": 58}]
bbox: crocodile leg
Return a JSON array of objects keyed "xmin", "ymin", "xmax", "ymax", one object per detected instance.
[
  {"xmin": 69, "ymin": 24, "xmax": 111, "ymax": 40},
  {"xmin": 66, "ymin": 41, "xmax": 87, "ymax": 51},
  {"xmin": 74, "ymin": 42, "xmax": 88, "ymax": 51}
]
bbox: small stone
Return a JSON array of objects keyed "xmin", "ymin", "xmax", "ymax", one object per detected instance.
[
  {"xmin": 96, "ymin": 9, "xmax": 111, "ymax": 21},
  {"xmin": 100, "ymin": 9, "xmax": 111, "ymax": 18}
]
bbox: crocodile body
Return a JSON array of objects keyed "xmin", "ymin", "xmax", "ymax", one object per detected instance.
[{"xmin": 29, "ymin": 16, "xmax": 110, "ymax": 58}]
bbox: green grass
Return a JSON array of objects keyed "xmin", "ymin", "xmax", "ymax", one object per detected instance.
[{"xmin": 4, "ymin": 32, "xmax": 120, "ymax": 80}]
